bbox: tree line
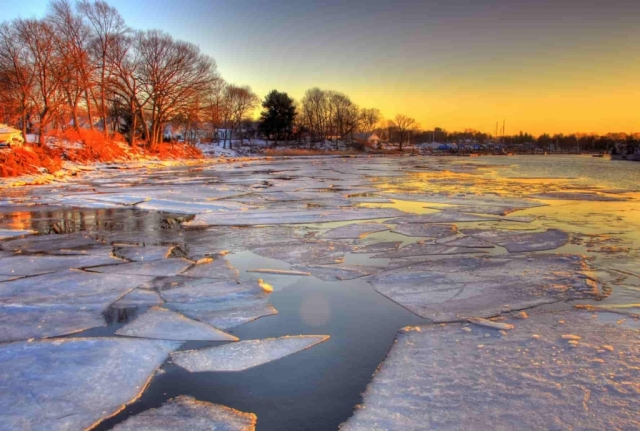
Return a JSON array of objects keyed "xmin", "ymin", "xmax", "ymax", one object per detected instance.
[{"xmin": 0, "ymin": 0, "xmax": 260, "ymax": 149}]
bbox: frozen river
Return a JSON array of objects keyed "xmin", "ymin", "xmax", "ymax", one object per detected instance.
[{"xmin": 0, "ymin": 155, "xmax": 639, "ymax": 430}]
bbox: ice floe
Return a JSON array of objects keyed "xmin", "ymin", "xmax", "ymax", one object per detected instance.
[
  {"xmin": 388, "ymin": 211, "xmax": 497, "ymax": 224},
  {"xmin": 113, "ymin": 245, "xmax": 176, "ymax": 262},
  {"xmin": 342, "ymin": 311, "xmax": 640, "ymax": 430},
  {"xmin": 293, "ymin": 265, "xmax": 379, "ymax": 281},
  {"xmin": 320, "ymin": 222, "xmax": 389, "ymax": 239},
  {"xmin": 88, "ymin": 258, "xmax": 193, "ymax": 277},
  {"xmin": 0, "ymin": 229, "xmax": 36, "ymax": 241},
  {"xmin": 371, "ymin": 243, "xmax": 486, "ymax": 259},
  {"xmin": 462, "ymin": 228, "xmax": 569, "ymax": 253},
  {"xmin": 184, "ymin": 208, "xmax": 406, "ymax": 227},
  {"xmin": 171, "ymin": 335, "xmax": 329, "ymax": 372},
  {"xmin": 367, "ymin": 255, "xmax": 600, "ymax": 322},
  {"xmin": 0, "ymin": 337, "xmax": 179, "ymax": 431},
  {"xmin": 0, "ymin": 254, "xmax": 119, "ymax": 277},
  {"xmin": 111, "ymin": 288, "xmax": 163, "ymax": 309},
  {"xmin": 112, "ymin": 396, "xmax": 256, "ymax": 431},
  {"xmin": 115, "ymin": 307, "xmax": 238, "ymax": 341},
  {"xmin": 252, "ymin": 240, "xmax": 352, "ymax": 265},
  {"xmin": 180, "ymin": 258, "xmax": 239, "ymax": 281},
  {"xmin": 529, "ymin": 192, "xmax": 629, "ymax": 201},
  {"xmin": 392, "ymin": 223, "xmax": 458, "ymax": 238}
]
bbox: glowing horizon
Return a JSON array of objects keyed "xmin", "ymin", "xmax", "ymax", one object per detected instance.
[{"xmin": 6, "ymin": 0, "xmax": 640, "ymax": 136}]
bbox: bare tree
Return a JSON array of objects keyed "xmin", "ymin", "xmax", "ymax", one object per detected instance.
[
  {"xmin": 394, "ymin": 114, "xmax": 419, "ymax": 151},
  {"xmin": 135, "ymin": 30, "xmax": 218, "ymax": 147},
  {"xmin": 358, "ymin": 108, "xmax": 381, "ymax": 137},
  {"xmin": 16, "ymin": 19, "xmax": 65, "ymax": 146},
  {"xmin": 300, "ymin": 87, "xmax": 329, "ymax": 143},
  {"xmin": 78, "ymin": 0, "xmax": 126, "ymax": 136},
  {"xmin": 0, "ymin": 21, "xmax": 36, "ymax": 139},
  {"xmin": 48, "ymin": 0, "xmax": 93, "ymax": 132}
]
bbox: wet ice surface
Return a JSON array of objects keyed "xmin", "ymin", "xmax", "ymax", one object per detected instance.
[
  {"xmin": 1, "ymin": 155, "xmax": 639, "ymax": 430},
  {"xmin": 112, "ymin": 396, "xmax": 256, "ymax": 431},
  {"xmin": 462, "ymin": 228, "xmax": 570, "ymax": 252},
  {"xmin": 342, "ymin": 311, "xmax": 640, "ymax": 431},
  {"xmin": 171, "ymin": 335, "xmax": 330, "ymax": 372},
  {"xmin": 0, "ymin": 337, "xmax": 179, "ymax": 431},
  {"xmin": 368, "ymin": 255, "xmax": 599, "ymax": 322},
  {"xmin": 116, "ymin": 307, "xmax": 238, "ymax": 341},
  {"xmin": 0, "ymin": 228, "xmax": 36, "ymax": 240}
]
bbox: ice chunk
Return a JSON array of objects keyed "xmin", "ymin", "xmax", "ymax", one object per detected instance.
[
  {"xmin": 87, "ymin": 258, "xmax": 193, "ymax": 277},
  {"xmin": 184, "ymin": 208, "xmax": 407, "ymax": 227},
  {"xmin": 115, "ymin": 307, "xmax": 237, "ymax": 341},
  {"xmin": 0, "ymin": 228, "xmax": 36, "ymax": 241},
  {"xmin": 136, "ymin": 198, "xmax": 247, "ymax": 214},
  {"xmin": 111, "ymin": 289, "xmax": 163, "ymax": 309},
  {"xmin": 293, "ymin": 265, "xmax": 379, "ymax": 281},
  {"xmin": 0, "ymin": 233, "xmax": 104, "ymax": 253},
  {"xmin": 437, "ymin": 235, "xmax": 496, "ymax": 248},
  {"xmin": 171, "ymin": 335, "xmax": 329, "ymax": 372},
  {"xmin": 367, "ymin": 255, "xmax": 600, "ymax": 322},
  {"xmin": 321, "ymin": 222, "xmax": 389, "ymax": 239},
  {"xmin": 342, "ymin": 311, "xmax": 640, "ymax": 430},
  {"xmin": 372, "ymin": 243, "xmax": 486, "ymax": 259},
  {"xmin": 180, "ymin": 258, "xmax": 239, "ymax": 281},
  {"xmin": 352, "ymin": 241, "xmax": 402, "ymax": 254},
  {"xmin": 529, "ymin": 192, "xmax": 628, "ymax": 201},
  {"xmin": 392, "ymin": 223, "xmax": 457, "ymax": 238},
  {"xmin": 159, "ymin": 280, "xmax": 260, "ymax": 304},
  {"xmin": 167, "ymin": 301, "xmax": 278, "ymax": 330},
  {"xmin": 252, "ymin": 240, "xmax": 352, "ymax": 265},
  {"xmin": 112, "ymin": 396, "xmax": 256, "ymax": 431},
  {"xmin": 0, "ymin": 304, "xmax": 106, "ymax": 342},
  {"xmin": 462, "ymin": 228, "xmax": 569, "ymax": 253},
  {"xmin": 0, "ymin": 254, "xmax": 120, "ymax": 277},
  {"xmin": 113, "ymin": 245, "xmax": 176, "ymax": 262},
  {"xmin": 0, "ymin": 337, "xmax": 179, "ymax": 431},
  {"xmin": 246, "ymin": 269, "xmax": 311, "ymax": 276},
  {"xmin": 388, "ymin": 211, "xmax": 497, "ymax": 224}
]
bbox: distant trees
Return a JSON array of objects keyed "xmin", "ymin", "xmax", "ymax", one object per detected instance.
[
  {"xmin": 393, "ymin": 115, "xmax": 419, "ymax": 151},
  {"xmin": 259, "ymin": 90, "xmax": 296, "ymax": 146},
  {"xmin": 219, "ymin": 84, "xmax": 258, "ymax": 148}
]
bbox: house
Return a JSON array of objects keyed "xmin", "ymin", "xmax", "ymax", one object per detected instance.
[{"xmin": 353, "ymin": 132, "xmax": 381, "ymax": 145}]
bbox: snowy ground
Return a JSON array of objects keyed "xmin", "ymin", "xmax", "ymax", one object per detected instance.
[{"xmin": 0, "ymin": 155, "xmax": 639, "ymax": 429}]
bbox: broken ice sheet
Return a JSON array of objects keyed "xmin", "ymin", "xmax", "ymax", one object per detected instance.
[
  {"xmin": 352, "ymin": 241, "xmax": 402, "ymax": 254},
  {"xmin": 1, "ymin": 232, "xmax": 104, "ymax": 253},
  {"xmin": 112, "ymin": 396, "xmax": 256, "ymax": 431},
  {"xmin": 388, "ymin": 210, "xmax": 498, "ymax": 224},
  {"xmin": 87, "ymin": 258, "xmax": 193, "ymax": 277},
  {"xmin": 0, "ymin": 337, "xmax": 180, "ymax": 431},
  {"xmin": 115, "ymin": 307, "xmax": 237, "ymax": 341},
  {"xmin": 0, "ymin": 228, "xmax": 36, "ymax": 241},
  {"xmin": 111, "ymin": 288, "xmax": 163, "ymax": 309},
  {"xmin": 180, "ymin": 258, "xmax": 239, "ymax": 281},
  {"xmin": 320, "ymin": 222, "xmax": 389, "ymax": 239},
  {"xmin": 171, "ymin": 335, "xmax": 329, "ymax": 372},
  {"xmin": 135, "ymin": 198, "xmax": 247, "ymax": 214},
  {"xmin": 367, "ymin": 255, "xmax": 600, "ymax": 322},
  {"xmin": 529, "ymin": 191, "xmax": 629, "ymax": 201},
  {"xmin": 252, "ymin": 240, "xmax": 352, "ymax": 265},
  {"xmin": 292, "ymin": 264, "xmax": 379, "ymax": 281},
  {"xmin": 168, "ymin": 301, "xmax": 278, "ymax": 330},
  {"xmin": 437, "ymin": 235, "xmax": 496, "ymax": 248},
  {"xmin": 113, "ymin": 245, "xmax": 176, "ymax": 262},
  {"xmin": 0, "ymin": 254, "xmax": 119, "ymax": 277},
  {"xmin": 342, "ymin": 311, "xmax": 640, "ymax": 431},
  {"xmin": 183, "ymin": 207, "xmax": 407, "ymax": 227},
  {"xmin": 462, "ymin": 228, "xmax": 569, "ymax": 253},
  {"xmin": 392, "ymin": 223, "xmax": 457, "ymax": 238},
  {"xmin": 372, "ymin": 242, "xmax": 486, "ymax": 259}
]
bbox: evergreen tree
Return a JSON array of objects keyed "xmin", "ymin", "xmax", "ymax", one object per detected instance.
[{"xmin": 259, "ymin": 90, "xmax": 296, "ymax": 145}]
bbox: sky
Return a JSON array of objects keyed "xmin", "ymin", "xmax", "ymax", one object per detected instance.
[{"xmin": 6, "ymin": 0, "xmax": 640, "ymax": 135}]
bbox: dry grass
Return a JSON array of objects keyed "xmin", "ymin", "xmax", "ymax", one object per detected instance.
[
  {"xmin": 0, "ymin": 146, "xmax": 63, "ymax": 177},
  {"xmin": 1, "ymin": 129, "xmax": 203, "ymax": 178}
]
